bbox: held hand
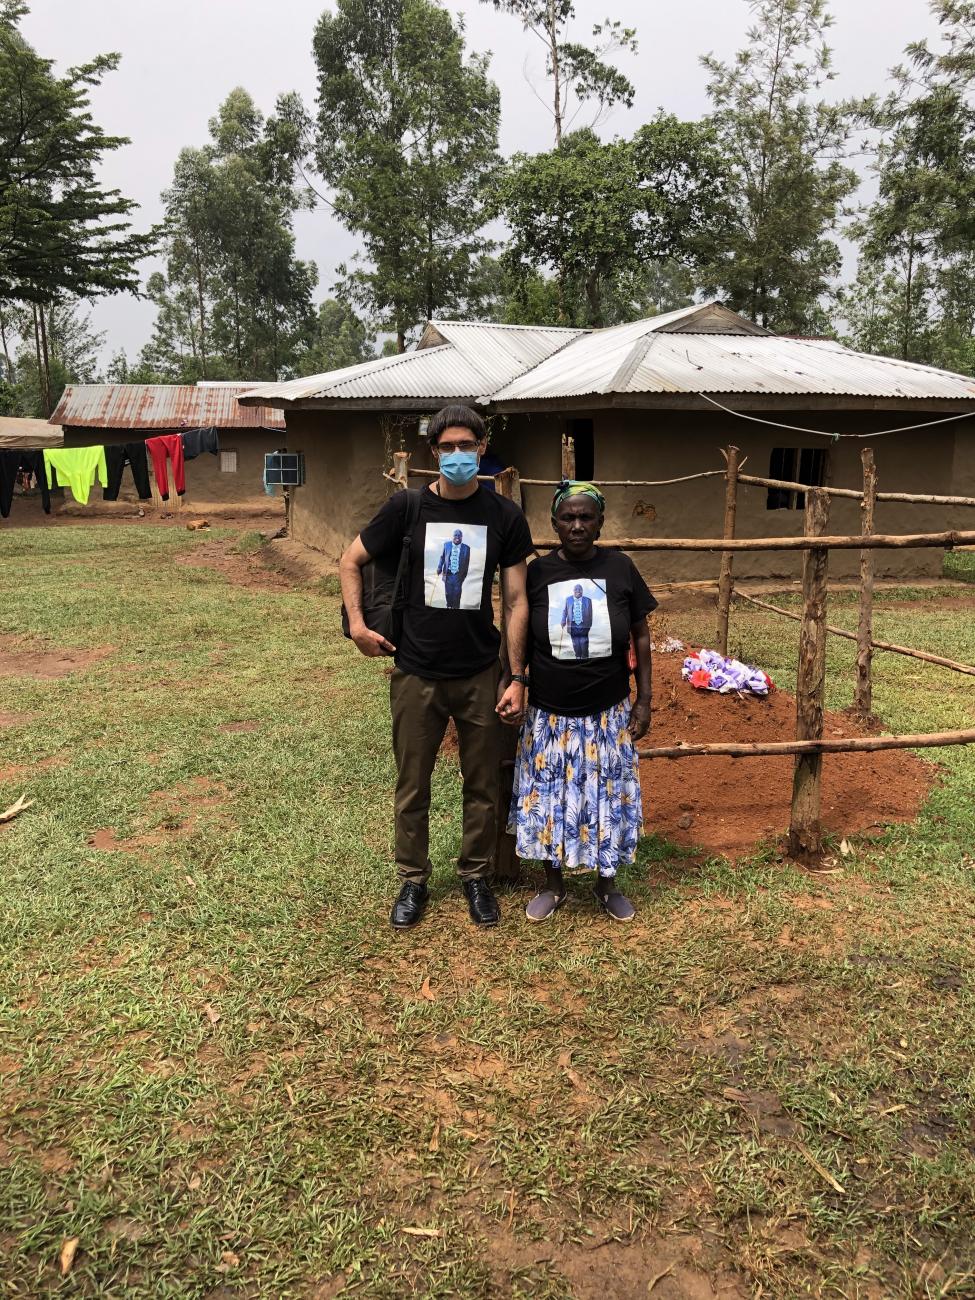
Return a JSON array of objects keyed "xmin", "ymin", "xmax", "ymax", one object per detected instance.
[
  {"xmin": 496, "ymin": 681, "xmax": 526, "ymax": 727},
  {"xmin": 630, "ymin": 700, "xmax": 651, "ymax": 741},
  {"xmin": 351, "ymin": 624, "xmax": 395, "ymax": 658}
]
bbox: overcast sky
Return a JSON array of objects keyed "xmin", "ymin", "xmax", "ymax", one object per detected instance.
[{"xmin": 22, "ymin": 0, "xmax": 943, "ymax": 366}]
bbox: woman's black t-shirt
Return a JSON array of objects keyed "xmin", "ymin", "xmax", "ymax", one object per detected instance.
[
  {"xmin": 526, "ymin": 547, "xmax": 657, "ymax": 717},
  {"xmin": 359, "ymin": 485, "xmax": 533, "ymax": 680}
]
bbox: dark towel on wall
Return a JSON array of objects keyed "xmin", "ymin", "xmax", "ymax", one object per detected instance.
[
  {"xmin": 104, "ymin": 442, "xmax": 152, "ymax": 501},
  {"xmin": 180, "ymin": 427, "xmax": 220, "ymax": 460},
  {"xmin": 0, "ymin": 449, "xmax": 52, "ymax": 518}
]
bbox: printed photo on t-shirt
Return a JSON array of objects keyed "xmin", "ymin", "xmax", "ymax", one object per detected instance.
[
  {"xmin": 547, "ymin": 577, "xmax": 612, "ymax": 661},
  {"xmin": 423, "ymin": 522, "xmax": 488, "ymax": 610}
]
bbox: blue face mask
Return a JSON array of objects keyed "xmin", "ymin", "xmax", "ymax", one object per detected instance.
[{"xmin": 438, "ymin": 450, "xmax": 480, "ymax": 485}]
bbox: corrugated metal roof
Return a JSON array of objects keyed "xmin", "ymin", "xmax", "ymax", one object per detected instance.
[
  {"xmin": 428, "ymin": 320, "xmax": 584, "ymax": 389},
  {"xmin": 0, "ymin": 416, "xmax": 64, "ymax": 449},
  {"xmin": 237, "ymin": 301, "xmax": 975, "ymax": 411},
  {"xmin": 50, "ymin": 384, "xmax": 286, "ymax": 430},
  {"xmin": 494, "ymin": 328, "xmax": 975, "ymax": 402},
  {"xmin": 239, "ymin": 321, "xmax": 582, "ymax": 405},
  {"xmin": 238, "ymin": 346, "xmax": 494, "ymax": 403}
]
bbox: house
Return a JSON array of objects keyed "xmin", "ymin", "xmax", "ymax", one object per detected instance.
[
  {"xmin": 237, "ymin": 302, "xmax": 975, "ymax": 581},
  {"xmin": 49, "ymin": 382, "xmax": 287, "ymax": 512}
]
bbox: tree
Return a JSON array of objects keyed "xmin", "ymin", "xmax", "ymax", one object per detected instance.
[
  {"xmin": 303, "ymin": 299, "xmax": 375, "ymax": 373},
  {"xmin": 0, "ymin": 1, "xmax": 154, "ymax": 400},
  {"xmin": 845, "ymin": 1, "xmax": 975, "ymax": 368},
  {"xmin": 697, "ymin": 0, "xmax": 857, "ymax": 333},
  {"xmin": 312, "ymin": 0, "xmax": 501, "ymax": 350},
  {"xmin": 141, "ymin": 88, "xmax": 317, "ymax": 382},
  {"xmin": 494, "ymin": 118, "xmax": 728, "ymax": 327},
  {"xmin": 480, "ymin": 0, "xmax": 636, "ymax": 146},
  {"xmin": 1, "ymin": 297, "xmax": 104, "ymax": 416}
]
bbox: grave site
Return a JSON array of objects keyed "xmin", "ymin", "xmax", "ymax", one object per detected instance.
[{"xmin": 1, "ymin": 498, "xmax": 974, "ymax": 1300}]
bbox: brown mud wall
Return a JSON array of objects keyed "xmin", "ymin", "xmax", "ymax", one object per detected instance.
[{"xmin": 284, "ymin": 406, "xmax": 971, "ymax": 581}]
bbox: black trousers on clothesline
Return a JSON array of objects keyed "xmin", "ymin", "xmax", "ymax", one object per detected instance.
[
  {"xmin": 103, "ymin": 442, "xmax": 152, "ymax": 501},
  {"xmin": 0, "ymin": 450, "xmax": 51, "ymax": 518}
]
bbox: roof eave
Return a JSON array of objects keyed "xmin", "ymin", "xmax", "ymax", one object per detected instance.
[{"xmin": 486, "ymin": 392, "xmax": 975, "ymax": 415}]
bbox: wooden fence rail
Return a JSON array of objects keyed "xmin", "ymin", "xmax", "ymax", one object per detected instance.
[
  {"xmin": 735, "ymin": 590, "xmax": 975, "ymax": 678},
  {"xmin": 530, "ymin": 530, "xmax": 975, "ymax": 552},
  {"xmin": 738, "ymin": 473, "xmax": 975, "ymax": 508},
  {"xmin": 640, "ymin": 727, "xmax": 975, "ymax": 760}
]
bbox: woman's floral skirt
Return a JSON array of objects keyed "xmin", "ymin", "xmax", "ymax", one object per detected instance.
[{"xmin": 507, "ymin": 699, "xmax": 644, "ymax": 877}]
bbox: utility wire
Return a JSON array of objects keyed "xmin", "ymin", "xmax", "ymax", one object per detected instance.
[{"xmin": 694, "ymin": 391, "xmax": 975, "ymax": 440}]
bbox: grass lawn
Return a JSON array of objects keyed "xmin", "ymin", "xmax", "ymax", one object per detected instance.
[{"xmin": 1, "ymin": 524, "xmax": 974, "ymax": 1299}]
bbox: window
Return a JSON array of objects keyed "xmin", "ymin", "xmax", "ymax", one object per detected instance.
[
  {"xmin": 220, "ymin": 449, "xmax": 238, "ymax": 474},
  {"xmin": 569, "ymin": 419, "xmax": 594, "ymax": 481},
  {"xmin": 766, "ymin": 447, "xmax": 827, "ymax": 510}
]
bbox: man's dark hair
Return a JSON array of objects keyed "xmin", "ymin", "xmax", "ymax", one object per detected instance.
[{"xmin": 426, "ymin": 404, "xmax": 487, "ymax": 447}]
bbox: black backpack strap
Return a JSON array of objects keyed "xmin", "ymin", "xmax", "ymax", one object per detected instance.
[{"xmin": 391, "ymin": 489, "xmax": 422, "ymax": 608}]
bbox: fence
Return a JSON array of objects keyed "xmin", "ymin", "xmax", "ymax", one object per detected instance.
[{"xmin": 385, "ymin": 439, "xmax": 975, "ymax": 870}]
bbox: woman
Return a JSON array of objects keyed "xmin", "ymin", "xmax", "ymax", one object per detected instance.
[{"xmin": 508, "ymin": 481, "xmax": 656, "ymax": 922}]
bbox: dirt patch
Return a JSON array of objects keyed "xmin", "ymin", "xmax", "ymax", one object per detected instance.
[
  {"xmin": 0, "ymin": 755, "xmax": 64, "ymax": 784},
  {"xmin": 0, "ymin": 504, "xmax": 284, "ymax": 531},
  {"xmin": 175, "ymin": 539, "xmax": 297, "ymax": 591},
  {"xmin": 263, "ymin": 537, "xmax": 338, "ymax": 584},
  {"xmin": 640, "ymin": 655, "xmax": 934, "ymax": 856},
  {"xmin": 488, "ymin": 1227, "xmax": 749, "ymax": 1299},
  {"xmin": 88, "ymin": 777, "xmax": 233, "ymax": 854},
  {"xmin": 0, "ymin": 636, "xmax": 114, "ymax": 679},
  {"xmin": 0, "ymin": 711, "xmax": 34, "ymax": 727}
]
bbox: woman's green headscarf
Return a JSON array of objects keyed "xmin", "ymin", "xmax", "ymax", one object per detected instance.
[{"xmin": 551, "ymin": 479, "xmax": 606, "ymax": 520}]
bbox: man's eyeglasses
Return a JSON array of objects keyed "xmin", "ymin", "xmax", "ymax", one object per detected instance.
[{"xmin": 436, "ymin": 441, "xmax": 480, "ymax": 454}]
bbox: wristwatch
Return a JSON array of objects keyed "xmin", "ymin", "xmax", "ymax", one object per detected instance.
[{"xmin": 511, "ymin": 673, "xmax": 529, "ymax": 686}]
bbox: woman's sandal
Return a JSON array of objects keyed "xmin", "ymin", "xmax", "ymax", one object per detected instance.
[
  {"xmin": 593, "ymin": 885, "xmax": 636, "ymax": 923},
  {"xmin": 525, "ymin": 889, "xmax": 567, "ymax": 922}
]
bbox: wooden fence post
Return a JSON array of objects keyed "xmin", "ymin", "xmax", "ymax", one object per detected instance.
[
  {"xmin": 715, "ymin": 445, "xmax": 741, "ymax": 657},
  {"xmin": 391, "ymin": 450, "xmax": 410, "ymax": 490},
  {"xmin": 788, "ymin": 488, "xmax": 831, "ymax": 864},
  {"xmin": 492, "ymin": 466, "xmax": 522, "ymax": 885},
  {"xmin": 854, "ymin": 448, "xmax": 877, "ymax": 717},
  {"xmin": 561, "ymin": 434, "xmax": 576, "ymax": 481}
]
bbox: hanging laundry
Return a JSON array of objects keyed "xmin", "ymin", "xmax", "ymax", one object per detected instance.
[
  {"xmin": 145, "ymin": 434, "xmax": 185, "ymax": 501},
  {"xmin": 682, "ymin": 648, "xmax": 774, "ymax": 697},
  {"xmin": 0, "ymin": 449, "xmax": 51, "ymax": 518},
  {"xmin": 180, "ymin": 427, "xmax": 220, "ymax": 461},
  {"xmin": 43, "ymin": 446, "xmax": 108, "ymax": 506},
  {"xmin": 103, "ymin": 443, "xmax": 152, "ymax": 501}
]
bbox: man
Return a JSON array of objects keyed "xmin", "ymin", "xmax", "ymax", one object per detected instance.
[
  {"xmin": 561, "ymin": 583, "xmax": 593, "ymax": 659},
  {"xmin": 437, "ymin": 528, "xmax": 470, "ymax": 608},
  {"xmin": 339, "ymin": 404, "xmax": 531, "ymax": 930}
]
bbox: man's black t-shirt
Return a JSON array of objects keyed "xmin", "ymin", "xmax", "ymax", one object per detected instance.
[
  {"xmin": 359, "ymin": 485, "xmax": 533, "ymax": 680},
  {"xmin": 526, "ymin": 547, "xmax": 657, "ymax": 717}
]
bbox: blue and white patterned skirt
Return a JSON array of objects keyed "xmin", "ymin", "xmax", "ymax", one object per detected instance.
[{"xmin": 507, "ymin": 699, "xmax": 644, "ymax": 877}]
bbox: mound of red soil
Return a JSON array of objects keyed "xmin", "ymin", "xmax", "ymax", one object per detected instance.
[{"xmin": 640, "ymin": 653, "xmax": 935, "ymax": 857}]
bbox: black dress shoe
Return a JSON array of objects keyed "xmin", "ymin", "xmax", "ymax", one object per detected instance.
[
  {"xmin": 463, "ymin": 878, "xmax": 500, "ymax": 927},
  {"xmin": 391, "ymin": 881, "xmax": 428, "ymax": 929}
]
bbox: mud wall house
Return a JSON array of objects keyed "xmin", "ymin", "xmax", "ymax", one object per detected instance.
[
  {"xmin": 48, "ymin": 383, "xmax": 287, "ymax": 512},
  {"xmin": 238, "ymin": 303, "xmax": 975, "ymax": 583}
]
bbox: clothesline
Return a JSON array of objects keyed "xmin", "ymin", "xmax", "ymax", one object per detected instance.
[{"xmin": 0, "ymin": 428, "xmax": 220, "ymax": 516}]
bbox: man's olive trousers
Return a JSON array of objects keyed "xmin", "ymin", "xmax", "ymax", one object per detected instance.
[{"xmin": 390, "ymin": 662, "xmax": 501, "ymax": 883}]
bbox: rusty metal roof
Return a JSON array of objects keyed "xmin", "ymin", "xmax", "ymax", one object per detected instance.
[
  {"xmin": 50, "ymin": 384, "xmax": 286, "ymax": 430},
  {"xmin": 237, "ymin": 302, "xmax": 975, "ymax": 411}
]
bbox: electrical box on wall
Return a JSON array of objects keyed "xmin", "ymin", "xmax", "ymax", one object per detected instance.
[{"xmin": 264, "ymin": 452, "xmax": 305, "ymax": 487}]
